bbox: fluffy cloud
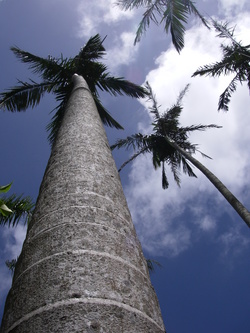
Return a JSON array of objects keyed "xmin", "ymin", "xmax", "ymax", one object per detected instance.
[
  {"xmin": 105, "ymin": 32, "xmax": 140, "ymax": 70},
  {"xmin": 76, "ymin": 0, "xmax": 134, "ymax": 38},
  {"xmin": 76, "ymin": 1, "xmax": 139, "ymax": 70},
  {"xmin": 218, "ymin": 0, "xmax": 250, "ymax": 17},
  {"xmin": 0, "ymin": 225, "xmax": 26, "ymax": 295},
  {"xmin": 124, "ymin": 13, "xmax": 250, "ymax": 257}
]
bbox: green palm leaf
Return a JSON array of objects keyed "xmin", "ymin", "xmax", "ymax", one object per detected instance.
[
  {"xmin": 112, "ymin": 82, "xmax": 220, "ymax": 188},
  {"xmin": 97, "ymin": 75, "xmax": 147, "ymax": 98},
  {"xmin": 193, "ymin": 20, "xmax": 250, "ymax": 110},
  {"xmin": 94, "ymin": 96, "xmax": 125, "ymax": 129},
  {"xmin": 1, "ymin": 34, "xmax": 147, "ymax": 145},
  {"xmin": 117, "ymin": 0, "xmax": 209, "ymax": 52},
  {"xmin": 11, "ymin": 47, "xmax": 72, "ymax": 83},
  {"xmin": 218, "ymin": 74, "xmax": 239, "ymax": 111},
  {"xmin": 0, "ymin": 194, "xmax": 34, "ymax": 227},
  {"xmin": 163, "ymin": 0, "xmax": 188, "ymax": 53},
  {"xmin": 0, "ymin": 80, "xmax": 57, "ymax": 112},
  {"xmin": 76, "ymin": 34, "xmax": 106, "ymax": 62},
  {"xmin": 134, "ymin": 1, "xmax": 162, "ymax": 44}
]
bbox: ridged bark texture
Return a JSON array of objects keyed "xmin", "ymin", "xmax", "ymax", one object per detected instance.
[{"xmin": 1, "ymin": 75, "xmax": 165, "ymax": 333}]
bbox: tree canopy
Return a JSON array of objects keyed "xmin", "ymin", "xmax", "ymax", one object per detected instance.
[
  {"xmin": 0, "ymin": 34, "xmax": 147, "ymax": 145},
  {"xmin": 193, "ymin": 20, "xmax": 250, "ymax": 111},
  {"xmin": 112, "ymin": 82, "xmax": 220, "ymax": 188}
]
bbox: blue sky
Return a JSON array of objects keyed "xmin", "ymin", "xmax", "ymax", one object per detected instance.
[{"xmin": 0, "ymin": 0, "xmax": 250, "ymax": 332}]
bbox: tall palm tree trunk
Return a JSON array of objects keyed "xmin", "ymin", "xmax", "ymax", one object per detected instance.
[
  {"xmin": 1, "ymin": 75, "xmax": 165, "ymax": 333},
  {"xmin": 166, "ymin": 137, "xmax": 250, "ymax": 228}
]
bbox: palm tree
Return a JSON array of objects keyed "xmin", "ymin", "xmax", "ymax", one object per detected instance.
[
  {"xmin": 0, "ymin": 183, "xmax": 34, "ymax": 227},
  {"xmin": 112, "ymin": 82, "xmax": 250, "ymax": 228},
  {"xmin": 0, "ymin": 36, "xmax": 165, "ymax": 332},
  {"xmin": 117, "ymin": 0, "xmax": 209, "ymax": 52},
  {"xmin": 192, "ymin": 20, "xmax": 250, "ymax": 111}
]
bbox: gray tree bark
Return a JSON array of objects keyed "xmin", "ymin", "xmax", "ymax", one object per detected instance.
[{"xmin": 1, "ymin": 75, "xmax": 165, "ymax": 333}]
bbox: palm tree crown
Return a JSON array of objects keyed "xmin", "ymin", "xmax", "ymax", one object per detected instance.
[
  {"xmin": 117, "ymin": 0, "xmax": 209, "ymax": 52},
  {"xmin": 112, "ymin": 82, "xmax": 220, "ymax": 189},
  {"xmin": 0, "ymin": 34, "xmax": 147, "ymax": 145},
  {"xmin": 112, "ymin": 82, "xmax": 250, "ymax": 227},
  {"xmin": 193, "ymin": 20, "xmax": 250, "ymax": 111}
]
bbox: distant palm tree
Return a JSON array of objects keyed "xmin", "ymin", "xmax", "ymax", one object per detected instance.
[
  {"xmin": 193, "ymin": 20, "xmax": 250, "ymax": 111},
  {"xmin": 0, "ymin": 36, "xmax": 165, "ymax": 332},
  {"xmin": 117, "ymin": 0, "xmax": 209, "ymax": 52},
  {"xmin": 0, "ymin": 183, "xmax": 33, "ymax": 227},
  {"xmin": 112, "ymin": 82, "xmax": 250, "ymax": 227}
]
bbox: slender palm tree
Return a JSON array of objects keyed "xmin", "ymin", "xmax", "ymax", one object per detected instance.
[
  {"xmin": 193, "ymin": 20, "xmax": 250, "ymax": 111},
  {"xmin": 0, "ymin": 36, "xmax": 165, "ymax": 332},
  {"xmin": 117, "ymin": 0, "xmax": 209, "ymax": 52},
  {"xmin": 112, "ymin": 82, "xmax": 250, "ymax": 228},
  {"xmin": 0, "ymin": 183, "xmax": 34, "ymax": 227}
]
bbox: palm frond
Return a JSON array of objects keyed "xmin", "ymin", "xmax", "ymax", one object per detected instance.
[
  {"xmin": 94, "ymin": 96, "xmax": 124, "ymax": 130},
  {"xmin": 111, "ymin": 133, "xmax": 150, "ymax": 171},
  {"xmin": 186, "ymin": 0, "xmax": 210, "ymax": 29},
  {"xmin": 146, "ymin": 258, "xmax": 162, "ymax": 273},
  {"xmin": 168, "ymin": 155, "xmax": 181, "ymax": 186},
  {"xmin": 193, "ymin": 19, "xmax": 250, "ymax": 110},
  {"xmin": 192, "ymin": 57, "xmax": 234, "ymax": 78},
  {"xmin": 112, "ymin": 82, "xmax": 221, "ymax": 189},
  {"xmin": 181, "ymin": 156, "xmax": 197, "ymax": 178},
  {"xmin": 0, "ymin": 194, "xmax": 34, "ymax": 227},
  {"xmin": 111, "ymin": 133, "xmax": 149, "ymax": 151},
  {"xmin": 182, "ymin": 124, "xmax": 222, "ymax": 133},
  {"xmin": 211, "ymin": 20, "xmax": 240, "ymax": 46},
  {"xmin": 119, "ymin": 149, "xmax": 148, "ymax": 172},
  {"xmin": 176, "ymin": 83, "xmax": 189, "ymax": 105},
  {"xmin": 152, "ymin": 149, "xmax": 161, "ymax": 169},
  {"xmin": 134, "ymin": 1, "xmax": 162, "ymax": 44},
  {"xmin": 145, "ymin": 81, "xmax": 161, "ymax": 120},
  {"xmin": 196, "ymin": 149, "xmax": 212, "ymax": 159},
  {"xmin": 162, "ymin": 162, "xmax": 169, "ymax": 189},
  {"xmin": 0, "ymin": 183, "xmax": 13, "ymax": 193},
  {"xmin": 218, "ymin": 74, "xmax": 239, "ymax": 111},
  {"xmin": 46, "ymin": 84, "xmax": 73, "ymax": 145},
  {"xmin": 117, "ymin": 0, "xmax": 208, "ymax": 52},
  {"xmin": 97, "ymin": 75, "xmax": 148, "ymax": 98},
  {"xmin": 5, "ymin": 258, "xmax": 17, "ymax": 276},
  {"xmin": 162, "ymin": 0, "xmax": 188, "ymax": 53},
  {"xmin": 0, "ymin": 183, "xmax": 13, "ymax": 217},
  {"xmin": 0, "ymin": 80, "xmax": 57, "ymax": 112},
  {"xmin": 76, "ymin": 34, "xmax": 106, "ymax": 62},
  {"xmin": 116, "ymin": 0, "xmax": 147, "ymax": 10},
  {"xmin": 11, "ymin": 47, "xmax": 72, "ymax": 83}
]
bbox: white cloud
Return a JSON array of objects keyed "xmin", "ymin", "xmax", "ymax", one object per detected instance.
[
  {"xmin": 194, "ymin": 215, "xmax": 216, "ymax": 232},
  {"xmin": 75, "ymin": 1, "xmax": 139, "ymax": 70},
  {"xmin": 76, "ymin": 0, "xmax": 134, "ymax": 38},
  {"xmin": 3, "ymin": 225, "xmax": 26, "ymax": 259},
  {"xmin": 124, "ymin": 13, "xmax": 250, "ymax": 257},
  {"xmin": 105, "ymin": 32, "xmax": 139, "ymax": 70},
  {"xmin": 219, "ymin": 226, "xmax": 250, "ymax": 258},
  {"xmin": 0, "ymin": 225, "xmax": 26, "ymax": 295},
  {"xmin": 218, "ymin": 0, "xmax": 249, "ymax": 17}
]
